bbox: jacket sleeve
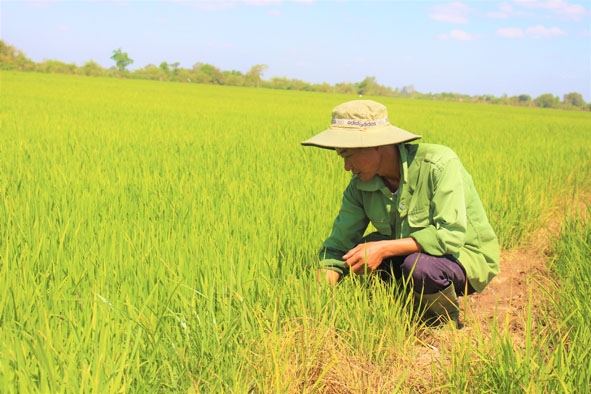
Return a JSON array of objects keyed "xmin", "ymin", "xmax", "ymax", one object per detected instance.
[
  {"xmin": 319, "ymin": 181, "xmax": 369, "ymax": 274},
  {"xmin": 410, "ymin": 157, "xmax": 467, "ymax": 256}
]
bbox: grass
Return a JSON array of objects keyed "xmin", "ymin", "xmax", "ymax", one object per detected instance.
[{"xmin": 1, "ymin": 70, "xmax": 590, "ymax": 392}]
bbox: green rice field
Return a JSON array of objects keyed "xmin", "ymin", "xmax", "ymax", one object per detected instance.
[{"xmin": 1, "ymin": 71, "xmax": 590, "ymax": 392}]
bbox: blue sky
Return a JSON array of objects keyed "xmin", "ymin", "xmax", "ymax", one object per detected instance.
[{"xmin": 2, "ymin": 0, "xmax": 590, "ymax": 101}]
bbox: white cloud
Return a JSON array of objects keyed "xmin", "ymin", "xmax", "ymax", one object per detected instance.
[
  {"xmin": 26, "ymin": 0, "xmax": 59, "ymax": 8},
  {"xmin": 451, "ymin": 29, "xmax": 478, "ymax": 40},
  {"xmin": 205, "ymin": 41, "xmax": 235, "ymax": 49},
  {"xmin": 514, "ymin": 0, "xmax": 588, "ymax": 21},
  {"xmin": 243, "ymin": 0, "xmax": 281, "ymax": 5},
  {"xmin": 497, "ymin": 27, "xmax": 525, "ymax": 37},
  {"xmin": 526, "ymin": 24, "xmax": 568, "ymax": 37},
  {"xmin": 487, "ymin": 3, "xmax": 520, "ymax": 18},
  {"xmin": 188, "ymin": 1, "xmax": 235, "ymax": 11},
  {"xmin": 438, "ymin": 29, "xmax": 479, "ymax": 40},
  {"xmin": 430, "ymin": 2, "xmax": 470, "ymax": 24}
]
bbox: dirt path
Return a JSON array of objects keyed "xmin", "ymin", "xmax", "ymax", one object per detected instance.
[
  {"xmin": 290, "ymin": 198, "xmax": 589, "ymax": 393},
  {"xmin": 414, "ymin": 196, "xmax": 589, "ymax": 383},
  {"xmin": 405, "ymin": 221, "xmax": 560, "ymax": 391},
  {"xmin": 467, "ymin": 196, "xmax": 588, "ymax": 342},
  {"xmin": 465, "ymin": 249, "xmax": 550, "ymax": 343}
]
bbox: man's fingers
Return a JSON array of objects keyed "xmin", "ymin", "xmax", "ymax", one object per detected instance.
[
  {"xmin": 343, "ymin": 244, "xmax": 364, "ymax": 260},
  {"xmin": 345, "ymin": 255, "xmax": 361, "ymax": 267},
  {"xmin": 351, "ymin": 260, "xmax": 371, "ymax": 275},
  {"xmin": 342, "ymin": 250, "xmax": 354, "ymax": 260}
]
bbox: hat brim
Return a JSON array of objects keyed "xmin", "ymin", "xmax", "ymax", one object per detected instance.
[{"xmin": 301, "ymin": 125, "xmax": 421, "ymax": 150}]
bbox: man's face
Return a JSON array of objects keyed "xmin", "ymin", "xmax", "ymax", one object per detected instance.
[{"xmin": 336, "ymin": 147, "xmax": 380, "ymax": 182}]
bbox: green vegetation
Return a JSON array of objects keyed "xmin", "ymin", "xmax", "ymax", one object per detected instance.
[
  {"xmin": 110, "ymin": 48, "xmax": 134, "ymax": 72},
  {"xmin": 1, "ymin": 71, "xmax": 590, "ymax": 392},
  {"xmin": 548, "ymin": 207, "xmax": 591, "ymax": 390},
  {"xmin": 1, "ymin": 40, "xmax": 588, "ymax": 111}
]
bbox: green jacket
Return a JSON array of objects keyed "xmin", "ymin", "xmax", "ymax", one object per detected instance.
[{"xmin": 320, "ymin": 143, "xmax": 499, "ymax": 293}]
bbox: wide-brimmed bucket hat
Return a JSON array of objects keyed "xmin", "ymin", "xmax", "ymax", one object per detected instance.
[{"xmin": 301, "ymin": 100, "xmax": 421, "ymax": 150}]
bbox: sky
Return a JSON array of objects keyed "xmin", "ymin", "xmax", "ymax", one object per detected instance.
[{"xmin": 2, "ymin": 0, "xmax": 590, "ymax": 101}]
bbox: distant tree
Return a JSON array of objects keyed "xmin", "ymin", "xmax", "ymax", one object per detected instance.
[
  {"xmin": 36, "ymin": 59, "xmax": 77, "ymax": 74},
  {"xmin": 357, "ymin": 76, "xmax": 378, "ymax": 96},
  {"xmin": 223, "ymin": 70, "xmax": 245, "ymax": 86},
  {"xmin": 175, "ymin": 67, "xmax": 192, "ymax": 83},
  {"xmin": 110, "ymin": 48, "xmax": 133, "ymax": 71},
  {"xmin": 167, "ymin": 62, "xmax": 180, "ymax": 80},
  {"xmin": 0, "ymin": 40, "xmax": 35, "ymax": 70},
  {"xmin": 315, "ymin": 82, "xmax": 333, "ymax": 93},
  {"xmin": 159, "ymin": 61, "xmax": 170, "ymax": 73},
  {"xmin": 563, "ymin": 92, "xmax": 584, "ymax": 107},
  {"xmin": 488, "ymin": 96, "xmax": 498, "ymax": 104},
  {"xmin": 268, "ymin": 76, "xmax": 290, "ymax": 90},
  {"xmin": 245, "ymin": 64, "xmax": 268, "ymax": 87},
  {"xmin": 81, "ymin": 60, "xmax": 103, "ymax": 76},
  {"xmin": 132, "ymin": 64, "xmax": 163, "ymax": 81},
  {"xmin": 155, "ymin": 61, "xmax": 180, "ymax": 79},
  {"xmin": 193, "ymin": 63, "xmax": 223, "ymax": 84},
  {"xmin": 439, "ymin": 92, "xmax": 458, "ymax": 101},
  {"xmin": 535, "ymin": 93, "xmax": 560, "ymax": 108},
  {"xmin": 400, "ymin": 84, "xmax": 415, "ymax": 98},
  {"xmin": 416, "ymin": 91, "xmax": 431, "ymax": 100},
  {"xmin": 518, "ymin": 94, "xmax": 532, "ymax": 105},
  {"xmin": 334, "ymin": 82, "xmax": 356, "ymax": 95},
  {"xmin": 289, "ymin": 78, "xmax": 312, "ymax": 91},
  {"xmin": 4, "ymin": 38, "xmax": 587, "ymax": 112}
]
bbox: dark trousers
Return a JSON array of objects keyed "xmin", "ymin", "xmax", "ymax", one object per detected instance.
[
  {"xmin": 377, "ymin": 252, "xmax": 475, "ymax": 296},
  {"xmin": 363, "ymin": 233, "xmax": 475, "ymax": 296}
]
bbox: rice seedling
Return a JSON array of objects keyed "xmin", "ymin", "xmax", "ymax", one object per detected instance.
[{"xmin": 1, "ymin": 71, "xmax": 590, "ymax": 392}]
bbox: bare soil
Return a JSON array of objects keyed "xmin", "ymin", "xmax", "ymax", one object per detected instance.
[
  {"xmin": 412, "ymin": 197, "xmax": 590, "ymax": 390},
  {"xmin": 402, "ymin": 220, "xmax": 561, "ymax": 392},
  {"xmin": 467, "ymin": 233, "xmax": 554, "ymax": 340},
  {"xmin": 277, "ymin": 197, "xmax": 589, "ymax": 393}
]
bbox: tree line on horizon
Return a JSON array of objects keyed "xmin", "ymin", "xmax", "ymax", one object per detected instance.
[{"xmin": 1, "ymin": 40, "xmax": 588, "ymax": 111}]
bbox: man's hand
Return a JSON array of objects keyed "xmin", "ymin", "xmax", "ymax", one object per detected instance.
[
  {"xmin": 317, "ymin": 269, "xmax": 341, "ymax": 285},
  {"xmin": 343, "ymin": 241, "xmax": 387, "ymax": 275},
  {"xmin": 343, "ymin": 238, "xmax": 422, "ymax": 275}
]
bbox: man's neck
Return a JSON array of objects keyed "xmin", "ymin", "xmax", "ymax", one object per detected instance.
[{"xmin": 377, "ymin": 144, "xmax": 401, "ymax": 184}]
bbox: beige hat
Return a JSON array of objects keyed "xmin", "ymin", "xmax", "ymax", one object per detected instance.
[{"xmin": 301, "ymin": 100, "xmax": 421, "ymax": 150}]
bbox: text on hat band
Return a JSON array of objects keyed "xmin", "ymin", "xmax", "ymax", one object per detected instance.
[{"xmin": 331, "ymin": 117, "xmax": 390, "ymax": 128}]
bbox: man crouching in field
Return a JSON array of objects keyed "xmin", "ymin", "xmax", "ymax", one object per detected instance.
[{"xmin": 301, "ymin": 100, "xmax": 500, "ymax": 328}]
